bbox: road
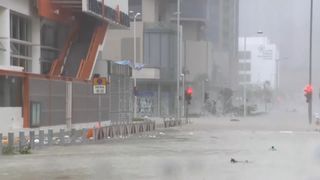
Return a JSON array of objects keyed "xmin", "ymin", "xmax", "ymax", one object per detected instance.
[{"xmin": 0, "ymin": 110, "xmax": 320, "ymax": 180}]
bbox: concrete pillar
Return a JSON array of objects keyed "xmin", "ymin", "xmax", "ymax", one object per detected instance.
[
  {"xmin": 0, "ymin": 133, "xmax": 3, "ymax": 154},
  {"xmin": 48, "ymin": 129, "xmax": 53, "ymax": 145},
  {"xmin": 31, "ymin": 17, "xmax": 41, "ymax": 73},
  {"xmin": 66, "ymin": 82, "xmax": 72, "ymax": 129},
  {"xmin": 158, "ymin": 82, "xmax": 161, "ymax": 116},
  {"xmin": 0, "ymin": 8, "xmax": 10, "ymax": 66},
  {"xmin": 19, "ymin": 131, "xmax": 25, "ymax": 151},
  {"xmin": 59, "ymin": 129, "xmax": 65, "ymax": 145},
  {"xmin": 39, "ymin": 130, "xmax": 44, "ymax": 146},
  {"xmin": 8, "ymin": 132, "xmax": 14, "ymax": 148},
  {"xmin": 29, "ymin": 131, "xmax": 35, "ymax": 149}
]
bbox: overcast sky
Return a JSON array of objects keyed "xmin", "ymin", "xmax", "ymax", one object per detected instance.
[{"xmin": 239, "ymin": 0, "xmax": 320, "ymax": 95}]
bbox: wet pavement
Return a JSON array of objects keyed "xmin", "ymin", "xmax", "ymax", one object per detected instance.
[{"xmin": 1, "ymin": 111, "xmax": 320, "ymax": 180}]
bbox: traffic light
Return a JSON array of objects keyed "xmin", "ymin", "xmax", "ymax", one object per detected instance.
[
  {"xmin": 185, "ymin": 87, "xmax": 193, "ymax": 105},
  {"xmin": 304, "ymin": 84, "xmax": 313, "ymax": 103},
  {"xmin": 204, "ymin": 92, "xmax": 209, "ymax": 102}
]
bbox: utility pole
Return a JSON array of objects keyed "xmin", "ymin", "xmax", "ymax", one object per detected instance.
[
  {"xmin": 176, "ymin": 0, "xmax": 181, "ymax": 122},
  {"xmin": 308, "ymin": 0, "xmax": 313, "ymax": 124}
]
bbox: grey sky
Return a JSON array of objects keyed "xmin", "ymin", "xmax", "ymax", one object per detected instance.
[{"xmin": 239, "ymin": 0, "xmax": 320, "ymax": 94}]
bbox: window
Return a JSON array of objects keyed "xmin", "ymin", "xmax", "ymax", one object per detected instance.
[
  {"xmin": 30, "ymin": 102, "xmax": 41, "ymax": 127},
  {"xmin": 0, "ymin": 76, "xmax": 22, "ymax": 107},
  {"xmin": 239, "ymin": 51, "xmax": 251, "ymax": 59},
  {"xmin": 239, "ymin": 62, "xmax": 251, "ymax": 71},
  {"xmin": 239, "ymin": 74, "xmax": 251, "ymax": 83},
  {"xmin": 40, "ymin": 23, "xmax": 60, "ymax": 74},
  {"xmin": 10, "ymin": 12, "xmax": 32, "ymax": 72}
]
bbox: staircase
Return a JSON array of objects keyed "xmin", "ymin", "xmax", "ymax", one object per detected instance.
[{"xmin": 77, "ymin": 22, "xmax": 108, "ymax": 80}]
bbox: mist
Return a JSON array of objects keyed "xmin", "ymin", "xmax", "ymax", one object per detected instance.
[{"xmin": 240, "ymin": 0, "xmax": 320, "ymax": 93}]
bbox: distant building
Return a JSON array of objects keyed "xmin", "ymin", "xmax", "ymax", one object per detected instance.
[{"xmin": 238, "ymin": 37, "xmax": 279, "ymax": 88}]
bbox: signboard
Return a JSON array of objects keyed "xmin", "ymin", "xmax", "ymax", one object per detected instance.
[{"xmin": 93, "ymin": 77, "xmax": 107, "ymax": 94}]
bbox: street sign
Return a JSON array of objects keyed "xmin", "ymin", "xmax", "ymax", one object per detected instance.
[{"xmin": 93, "ymin": 77, "xmax": 107, "ymax": 94}]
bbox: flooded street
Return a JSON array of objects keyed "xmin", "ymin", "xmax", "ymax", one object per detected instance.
[{"xmin": 1, "ymin": 111, "xmax": 320, "ymax": 180}]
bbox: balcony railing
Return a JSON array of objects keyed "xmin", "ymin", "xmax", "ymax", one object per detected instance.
[{"xmin": 88, "ymin": 0, "xmax": 130, "ymax": 27}]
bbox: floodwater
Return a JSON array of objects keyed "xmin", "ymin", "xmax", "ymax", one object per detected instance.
[{"xmin": 1, "ymin": 111, "xmax": 320, "ymax": 180}]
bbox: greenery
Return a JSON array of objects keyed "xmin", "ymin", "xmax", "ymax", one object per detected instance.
[
  {"xmin": 133, "ymin": 118, "xmax": 145, "ymax": 122},
  {"xmin": 2, "ymin": 146, "xmax": 16, "ymax": 155},
  {"xmin": 19, "ymin": 144, "xmax": 32, "ymax": 155}
]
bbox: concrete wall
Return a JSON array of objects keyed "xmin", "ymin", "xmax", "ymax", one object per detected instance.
[
  {"xmin": 185, "ymin": 40, "xmax": 211, "ymax": 82},
  {"xmin": 0, "ymin": 107, "xmax": 23, "ymax": 134},
  {"xmin": 0, "ymin": 7, "xmax": 10, "ymax": 66},
  {"xmin": 103, "ymin": 21, "xmax": 144, "ymax": 63},
  {"xmin": 0, "ymin": 0, "xmax": 31, "ymax": 16},
  {"xmin": 142, "ymin": 0, "xmax": 159, "ymax": 22}
]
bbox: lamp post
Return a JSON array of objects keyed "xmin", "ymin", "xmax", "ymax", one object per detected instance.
[
  {"xmin": 176, "ymin": 0, "xmax": 181, "ymax": 122},
  {"xmin": 181, "ymin": 73, "xmax": 185, "ymax": 117},
  {"xmin": 308, "ymin": 0, "xmax": 313, "ymax": 124},
  {"xmin": 131, "ymin": 11, "xmax": 141, "ymax": 118},
  {"xmin": 242, "ymin": 31, "xmax": 264, "ymax": 117}
]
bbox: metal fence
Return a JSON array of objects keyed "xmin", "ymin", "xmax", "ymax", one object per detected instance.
[
  {"xmin": 29, "ymin": 78, "xmax": 67, "ymax": 126},
  {"xmin": 28, "ymin": 74, "xmax": 133, "ymax": 127},
  {"xmin": 0, "ymin": 120, "xmax": 156, "ymax": 155}
]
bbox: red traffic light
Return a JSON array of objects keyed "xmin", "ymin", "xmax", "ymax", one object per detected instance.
[
  {"xmin": 186, "ymin": 87, "xmax": 193, "ymax": 95},
  {"xmin": 304, "ymin": 84, "xmax": 313, "ymax": 94}
]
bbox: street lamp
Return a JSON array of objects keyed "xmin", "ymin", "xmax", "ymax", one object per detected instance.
[
  {"xmin": 242, "ymin": 31, "xmax": 264, "ymax": 117},
  {"xmin": 308, "ymin": 0, "xmax": 313, "ymax": 124},
  {"xmin": 176, "ymin": 0, "xmax": 181, "ymax": 122},
  {"xmin": 131, "ymin": 11, "xmax": 141, "ymax": 118}
]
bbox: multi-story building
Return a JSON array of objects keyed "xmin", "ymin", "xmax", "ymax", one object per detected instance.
[
  {"xmin": 103, "ymin": 0, "xmax": 239, "ymax": 116},
  {"xmin": 238, "ymin": 37, "xmax": 279, "ymax": 88},
  {"xmin": 0, "ymin": 0, "xmax": 130, "ymax": 133}
]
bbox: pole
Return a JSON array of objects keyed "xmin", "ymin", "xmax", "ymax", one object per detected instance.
[
  {"xmin": 243, "ymin": 37, "xmax": 247, "ymax": 117},
  {"xmin": 176, "ymin": 0, "xmax": 181, "ymax": 122},
  {"xmin": 182, "ymin": 74, "xmax": 185, "ymax": 117},
  {"xmin": 309, "ymin": 0, "xmax": 313, "ymax": 124},
  {"xmin": 133, "ymin": 14, "xmax": 137, "ymax": 118},
  {"xmin": 98, "ymin": 95, "xmax": 101, "ymax": 126}
]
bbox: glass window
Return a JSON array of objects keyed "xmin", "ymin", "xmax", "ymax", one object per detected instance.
[{"xmin": 30, "ymin": 102, "xmax": 41, "ymax": 127}]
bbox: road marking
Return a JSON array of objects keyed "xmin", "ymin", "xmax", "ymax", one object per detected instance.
[{"xmin": 279, "ymin": 131, "xmax": 293, "ymax": 134}]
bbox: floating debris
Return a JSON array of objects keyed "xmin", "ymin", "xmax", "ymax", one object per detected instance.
[
  {"xmin": 270, "ymin": 146, "xmax": 277, "ymax": 151},
  {"xmin": 230, "ymin": 158, "xmax": 249, "ymax": 163}
]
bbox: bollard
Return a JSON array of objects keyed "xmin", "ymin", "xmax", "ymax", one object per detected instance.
[
  {"xmin": 39, "ymin": 130, "xmax": 44, "ymax": 146},
  {"xmin": 71, "ymin": 128, "xmax": 76, "ymax": 143},
  {"xmin": 0, "ymin": 133, "xmax": 2, "ymax": 155},
  {"xmin": 8, "ymin": 132, "xmax": 14, "ymax": 149},
  {"xmin": 29, "ymin": 131, "xmax": 35, "ymax": 149},
  {"xmin": 93, "ymin": 127, "xmax": 97, "ymax": 141},
  {"xmin": 19, "ymin": 131, "xmax": 25, "ymax": 152},
  {"xmin": 59, "ymin": 129, "xmax": 65, "ymax": 145},
  {"xmin": 48, "ymin": 129, "xmax": 53, "ymax": 145}
]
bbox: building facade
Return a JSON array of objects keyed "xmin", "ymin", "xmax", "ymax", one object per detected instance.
[
  {"xmin": 0, "ymin": 0, "xmax": 131, "ymax": 133},
  {"xmin": 103, "ymin": 0, "xmax": 239, "ymax": 116},
  {"xmin": 238, "ymin": 37, "xmax": 279, "ymax": 88}
]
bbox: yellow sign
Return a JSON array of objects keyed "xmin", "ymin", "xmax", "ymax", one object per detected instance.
[{"xmin": 93, "ymin": 77, "xmax": 107, "ymax": 94}]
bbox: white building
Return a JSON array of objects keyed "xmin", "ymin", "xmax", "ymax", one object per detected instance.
[{"xmin": 238, "ymin": 37, "xmax": 279, "ymax": 89}]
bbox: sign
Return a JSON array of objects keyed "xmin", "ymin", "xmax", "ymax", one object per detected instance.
[{"xmin": 93, "ymin": 77, "xmax": 107, "ymax": 94}]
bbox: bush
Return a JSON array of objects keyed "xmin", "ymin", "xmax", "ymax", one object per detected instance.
[
  {"xmin": 19, "ymin": 144, "xmax": 31, "ymax": 155},
  {"xmin": 133, "ymin": 118, "xmax": 145, "ymax": 122},
  {"xmin": 2, "ymin": 146, "xmax": 15, "ymax": 155}
]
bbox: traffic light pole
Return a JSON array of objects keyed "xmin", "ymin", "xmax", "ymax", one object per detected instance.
[{"xmin": 308, "ymin": 0, "xmax": 313, "ymax": 124}]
